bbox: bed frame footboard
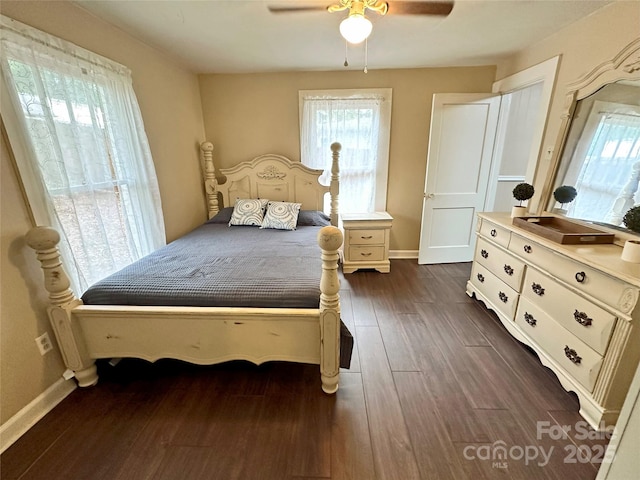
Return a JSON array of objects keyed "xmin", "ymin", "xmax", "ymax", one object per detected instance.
[{"xmin": 26, "ymin": 225, "xmax": 344, "ymax": 393}]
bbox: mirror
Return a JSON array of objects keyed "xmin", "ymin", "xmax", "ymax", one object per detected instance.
[{"xmin": 542, "ymin": 38, "xmax": 640, "ymax": 239}]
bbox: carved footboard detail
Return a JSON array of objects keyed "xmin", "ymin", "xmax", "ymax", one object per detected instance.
[
  {"xmin": 25, "ymin": 227, "xmax": 98, "ymax": 387},
  {"xmin": 318, "ymin": 225, "xmax": 343, "ymax": 394}
]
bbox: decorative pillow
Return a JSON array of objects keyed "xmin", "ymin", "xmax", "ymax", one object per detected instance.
[
  {"xmin": 229, "ymin": 198, "xmax": 269, "ymax": 226},
  {"xmin": 261, "ymin": 201, "xmax": 302, "ymax": 230},
  {"xmin": 297, "ymin": 210, "xmax": 331, "ymax": 227},
  {"xmin": 206, "ymin": 207, "xmax": 234, "ymax": 224}
]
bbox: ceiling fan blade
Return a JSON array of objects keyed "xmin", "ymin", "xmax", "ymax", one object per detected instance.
[
  {"xmin": 267, "ymin": 5, "xmax": 329, "ymax": 14},
  {"xmin": 386, "ymin": 1, "xmax": 454, "ymax": 16}
]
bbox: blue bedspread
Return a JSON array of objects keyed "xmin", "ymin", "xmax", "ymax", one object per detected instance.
[{"xmin": 81, "ymin": 224, "xmax": 325, "ymax": 309}]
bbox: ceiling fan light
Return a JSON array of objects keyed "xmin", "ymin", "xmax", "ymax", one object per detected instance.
[{"xmin": 339, "ymin": 14, "xmax": 372, "ymax": 44}]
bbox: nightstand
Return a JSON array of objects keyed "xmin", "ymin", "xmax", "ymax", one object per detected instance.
[{"xmin": 341, "ymin": 212, "xmax": 393, "ymax": 274}]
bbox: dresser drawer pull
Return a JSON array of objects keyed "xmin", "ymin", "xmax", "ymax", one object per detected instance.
[
  {"xmin": 531, "ymin": 282, "xmax": 545, "ymax": 296},
  {"xmin": 523, "ymin": 245, "xmax": 533, "ymax": 254},
  {"xmin": 498, "ymin": 291, "xmax": 508, "ymax": 303},
  {"xmin": 524, "ymin": 312, "xmax": 537, "ymax": 327},
  {"xmin": 360, "ymin": 235, "xmax": 373, "ymax": 240},
  {"xmin": 575, "ymin": 271, "xmax": 586, "ymax": 283},
  {"xmin": 490, "ymin": 229, "xmax": 497, "ymax": 237},
  {"xmin": 564, "ymin": 346, "xmax": 582, "ymax": 365},
  {"xmin": 477, "ymin": 273, "xmax": 485, "ymax": 283},
  {"xmin": 360, "ymin": 252, "xmax": 372, "ymax": 257},
  {"xmin": 504, "ymin": 264, "xmax": 514, "ymax": 276},
  {"xmin": 481, "ymin": 249, "xmax": 489, "ymax": 259},
  {"xmin": 573, "ymin": 310, "xmax": 593, "ymax": 327}
]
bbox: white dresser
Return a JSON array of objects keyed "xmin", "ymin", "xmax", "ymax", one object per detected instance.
[{"xmin": 466, "ymin": 212, "xmax": 640, "ymax": 430}]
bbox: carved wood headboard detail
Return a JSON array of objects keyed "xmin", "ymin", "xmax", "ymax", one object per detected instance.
[{"xmin": 199, "ymin": 142, "xmax": 341, "ymax": 226}]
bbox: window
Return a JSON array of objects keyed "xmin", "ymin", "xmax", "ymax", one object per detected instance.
[
  {"xmin": 1, "ymin": 15, "xmax": 166, "ymax": 293},
  {"xmin": 562, "ymin": 100, "xmax": 640, "ymax": 224},
  {"xmin": 299, "ymin": 89, "xmax": 392, "ymax": 213}
]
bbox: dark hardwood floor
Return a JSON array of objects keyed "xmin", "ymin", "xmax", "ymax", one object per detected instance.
[{"xmin": 2, "ymin": 260, "xmax": 610, "ymax": 479}]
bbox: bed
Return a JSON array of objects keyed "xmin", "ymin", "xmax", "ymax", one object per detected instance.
[{"xmin": 26, "ymin": 142, "xmax": 345, "ymax": 394}]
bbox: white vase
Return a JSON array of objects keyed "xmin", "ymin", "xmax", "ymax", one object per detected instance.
[
  {"xmin": 511, "ymin": 206, "xmax": 527, "ymax": 218},
  {"xmin": 621, "ymin": 240, "xmax": 640, "ymax": 263},
  {"xmin": 553, "ymin": 207, "xmax": 568, "ymax": 215}
]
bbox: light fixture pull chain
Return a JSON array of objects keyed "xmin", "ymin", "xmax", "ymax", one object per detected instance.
[
  {"xmin": 364, "ymin": 38, "xmax": 368, "ymax": 73},
  {"xmin": 344, "ymin": 39, "xmax": 349, "ymax": 67}
]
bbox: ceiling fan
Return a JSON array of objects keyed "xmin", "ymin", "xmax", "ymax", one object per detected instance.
[{"xmin": 268, "ymin": 1, "xmax": 454, "ymax": 44}]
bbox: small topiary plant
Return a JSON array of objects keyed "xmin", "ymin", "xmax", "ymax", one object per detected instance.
[
  {"xmin": 512, "ymin": 183, "xmax": 535, "ymax": 206},
  {"xmin": 553, "ymin": 185, "xmax": 578, "ymax": 207},
  {"xmin": 623, "ymin": 206, "xmax": 640, "ymax": 233}
]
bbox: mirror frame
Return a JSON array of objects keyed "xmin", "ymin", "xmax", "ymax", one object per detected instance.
[{"xmin": 540, "ymin": 37, "xmax": 640, "ymax": 242}]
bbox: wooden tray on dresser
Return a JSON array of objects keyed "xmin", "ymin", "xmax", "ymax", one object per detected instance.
[{"xmin": 512, "ymin": 216, "xmax": 615, "ymax": 245}]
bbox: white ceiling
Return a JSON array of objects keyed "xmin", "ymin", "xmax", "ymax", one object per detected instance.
[{"xmin": 73, "ymin": 0, "xmax": 613, "ymax": 74}]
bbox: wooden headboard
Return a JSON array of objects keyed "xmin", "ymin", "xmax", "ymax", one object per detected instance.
[{"xmin": 200, "ymin": 142, "xmax": 341, "ymax": 226}]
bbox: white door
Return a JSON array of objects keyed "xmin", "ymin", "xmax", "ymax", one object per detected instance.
[{"xmin": 418, "ymin": 93, "xmax": 500, "ymax": 264}]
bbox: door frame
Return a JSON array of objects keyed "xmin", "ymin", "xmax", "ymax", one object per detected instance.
[{"xmin": 485, "ymin": 56, "xmax": 560, "ymax": 212}]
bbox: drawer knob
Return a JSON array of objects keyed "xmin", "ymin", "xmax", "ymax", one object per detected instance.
[
  {"xmin": 564, "ymin": 346, "xmax": 582, "ymax": 365},
  {"xmin": 360, "ymin": 252, "xmax": 372, "ymax": 257},
  {"xmin": 477, "ymin": 273, "xmax": 485, "ymax": 283},
  {"xmin": 481, "ymin": 249, "xmax": 489, "ymax": 259},
  {"xmin": 360, "ymin": 235, "xmax": 373, "ymax": 240},
  {"xmin": 504, "ymin": 264, "xmax": 514, "ymax": 276},
  {"xmin": 490, "ymin": 229, "xmax": 497, "ymax": 237},
  {"xmin": 531, "ymin": 282, "xmax": 545, "ymax": 296},
  {"xmin": 498, "ymin": 291, "xmax": 508, "ymax": 303},
  {"xmin": 573, "ymin": 310, "xmax": 593, "ymax": 327},
  {"xmin": 524, "ymin": 312, "xmax": 537, "ymax": 327},
  {"xmin": 523, "ymin": 245, "xmax": 532, "ymax": 254},
  {"xmin": 575, "ymin": 271, "xmax": 586, "ymax": 283}
]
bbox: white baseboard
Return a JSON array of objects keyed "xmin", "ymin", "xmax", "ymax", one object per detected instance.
[
  {"xmin": 390, "ymin": 250, "xmax": 418, "ymax": 259},
  {"xmin": 0, "ymin": 377, "xmax": 76, "ymax": 454}
]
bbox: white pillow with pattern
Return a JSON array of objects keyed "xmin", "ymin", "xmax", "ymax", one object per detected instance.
[
  {"xmin": 261, "ymin": 201, "xmax": 302, "ymax": 230},
  {"xmin": 228, "ymin": 198, "xmax": 268, "ymax": 226}
]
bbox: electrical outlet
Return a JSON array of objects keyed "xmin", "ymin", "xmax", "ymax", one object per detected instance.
[{"xmin": 35, "ymin": 332, "xmax": 53, "ymax": 355}]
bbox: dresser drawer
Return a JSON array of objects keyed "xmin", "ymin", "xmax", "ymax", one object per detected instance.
[
  {"xmin": 471, "ymin": 262, "xmax": 519, "ymax": 319},
  {"xmin": 348, "ymin": 229, "xmax": 385, "ymax": 246},
  {"xmin": 521, "ymin": 267, "xmax": 616, "ymax": 355},
  {"xmin": 509, "ymin": 233, "xmax": 638, "ymax": 314},
  {"xmin": 479, "ymin": 219, "xmax": 510, "ymax": 248},
  {"xmin": 516, "ymin": 296, "xmax": 603, "ymax": 392},
  {"xmin": 348, "ymin": 245, "xmax": 385, "ymax": 262},
  {"xmin": 475, "ymin": 238, "xmax": 525, "ymax": 291}
]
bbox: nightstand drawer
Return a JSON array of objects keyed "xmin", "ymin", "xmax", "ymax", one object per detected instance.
[
  {"xmin": 348, "ymin": 229, "xmax": 385, "ymax": 245},
  {"xmin": 348, "ymin": 245, "xmax": 385, "ymax": 262}
]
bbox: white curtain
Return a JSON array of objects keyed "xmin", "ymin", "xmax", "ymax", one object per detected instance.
[
  {"xmin": 300, "ymin": 93, "xmax": 385, "ymax": 213},
  {"xmin": 1, "ymin": 15, "xmax": 166, "ymax": 293},
  {"xmin": 567, "ymin": 109, "xmax": 640, "ymax": 223}
]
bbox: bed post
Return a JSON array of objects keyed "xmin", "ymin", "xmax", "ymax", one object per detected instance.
[
  {"xmin": 25, "ymin": 227, "xmax": 98, "ymax": 387},
  {"xmin": 317, "ymin": 225, "xmax": 343, "ymax": 394},
  {"xmin": 329, "ymin": 142, "xmax": 341, "ymax": 227},
  {"xmin": 200, "ymin": 141, "xmax": 219, "ymax": 218}
]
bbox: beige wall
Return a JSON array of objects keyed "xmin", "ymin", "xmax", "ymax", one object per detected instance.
[
  {"xmin": 495, "ymin": 1, "xmax": 640, "ymax": 213},
  {"xmin": 199, "ymin": 67, "xmax": 497, "ymax": 251},
  {"xmin": 0, "ymin": 1, "xmax": 206, "ymax": 424}
]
